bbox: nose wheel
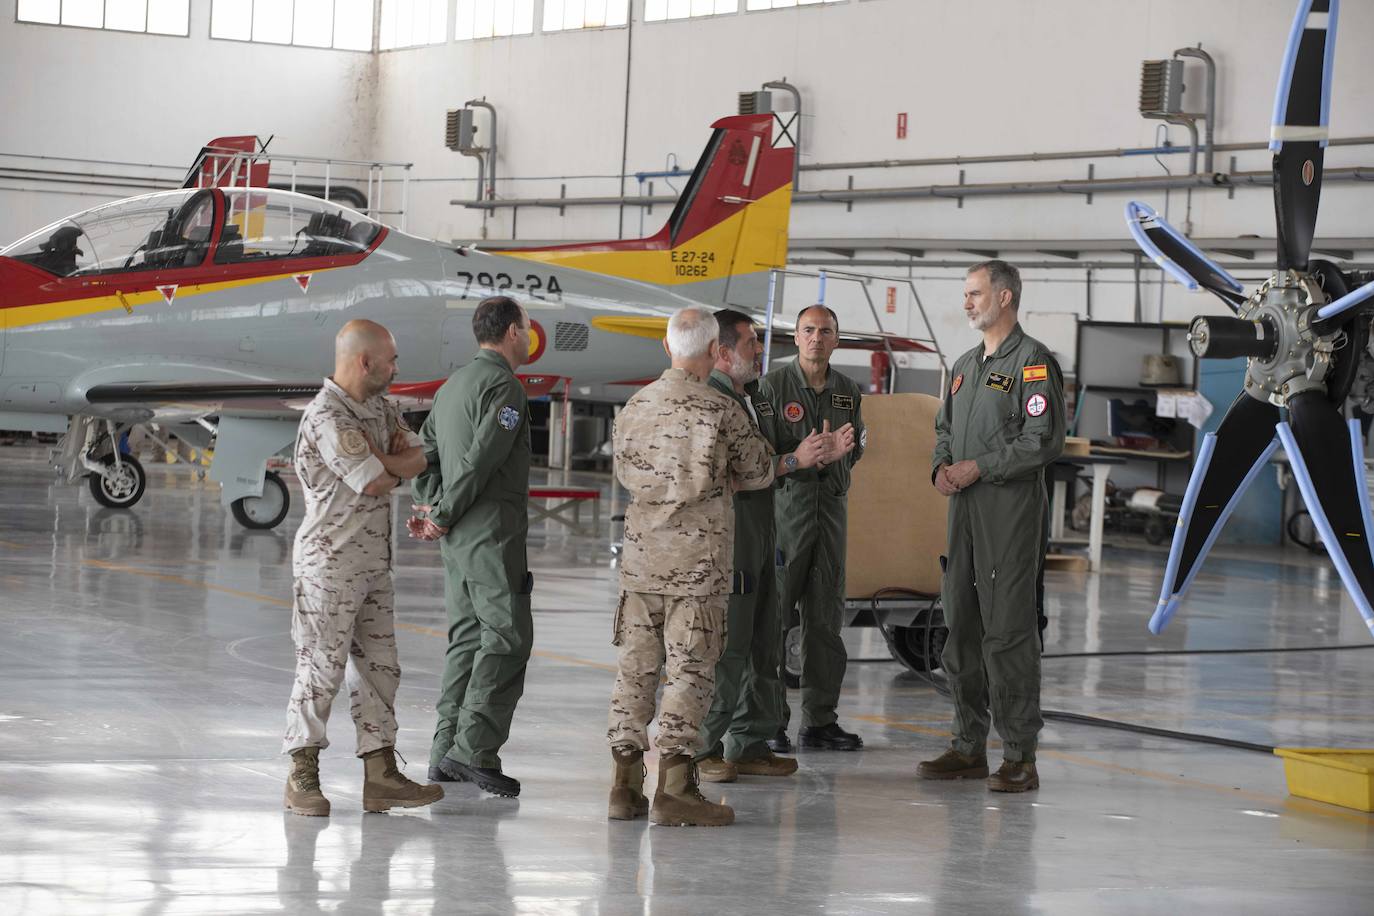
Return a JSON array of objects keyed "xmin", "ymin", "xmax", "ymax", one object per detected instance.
[
  {"xmin": 230, "ymin": 470, "xmax": 291, "ymax": 530},
  {"xmin": 87, "ymin": 454, "xmax": 146, "ymax": 508}
]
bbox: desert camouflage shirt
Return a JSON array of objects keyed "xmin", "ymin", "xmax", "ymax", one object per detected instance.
[
  {"xmin": 614, "ymin": 367, "xmax": 775, "ymax": 596},
  {"xmin": 292, "ymin": 378, "xmax": 420, "ymax": 581}
]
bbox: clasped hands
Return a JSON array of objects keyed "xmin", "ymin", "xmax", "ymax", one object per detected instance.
[
  {"xmin": 934, "ymin": 460, "xmax": 980, "ymax": 496},
  {"xmin": 797, "ymin": 419, "xmax": 857, "ymax": 470},
  {"xmin": 406, "ymin": 504, "xmax": 448, "ymax": 541}
]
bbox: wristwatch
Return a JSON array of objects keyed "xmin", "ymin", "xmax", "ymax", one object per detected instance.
[{"xmin": 783, "ymin": 454, "xmax": 799, "ymax": 472}]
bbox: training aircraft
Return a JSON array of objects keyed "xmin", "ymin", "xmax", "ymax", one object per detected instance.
[
  {"xmin": 1125, "ymin": 0, "xmax": 1374, "ymax": 638},
  {"xmin": 0, "ymin": 114, "xmax": 925, "ymax": 529}
]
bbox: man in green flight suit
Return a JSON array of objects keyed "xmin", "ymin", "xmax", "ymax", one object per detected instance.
[
  {"xmin": 695, "ymin": 309, "xmax": 834, "ymax": 783},
  {"xmin": 919, "ymin": 260, "xmax": 1065, "ymax": 792},
  {"xmin": 408, "ymin": 295, "xmax": 534, "ymax": 798},
  {"xmin": 755, "ymin": 304, "xmax": 863, "ymax": 752}
]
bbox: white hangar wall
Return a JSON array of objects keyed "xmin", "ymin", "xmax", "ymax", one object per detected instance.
[{"xmin": 3, "ymin": 1, "xmax": 1374, "ymax": 371}]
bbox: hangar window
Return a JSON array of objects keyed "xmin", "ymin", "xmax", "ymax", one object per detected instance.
[
  {"xmin": 542, "ymin": 0, "xmax": 628, "ymax": 32},
  {"xmin": 380, "ymin": 0, "xmax": 447, "ymax": 48},
  {"xmin": 209, "ymin": 0, "xmax": 374, "ymax": 51},
  {"xmin": 17, "ymin": 0, "xmax": 190, "ymax": 35},
  {"xmin": 745, "ymin": 0, "xmax": 846, "ymax": 10},
  {"xmin": 645, "ymin": 0, "xmax": 737, "ymax": 20},
  {"xmin": 453, "ymin": 0, "xmax": 534, "ymax": 41}
]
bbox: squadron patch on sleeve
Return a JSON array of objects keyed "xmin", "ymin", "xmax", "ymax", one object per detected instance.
[
  {"xmin": 831, "ymin": 394, "xmax": 855, "ymax": 410},
  {"xmin": 339, "ymin": 427, "xmax": 368, "ymax": 457},
  {"xmin": 498, "ymin": 406, "xmax": 521, "ymax": 431},
  {"xmin": 950, "ymin": 373, "xmax": 964, "ymax": 395},
  {"xmin": 860, "ymin": 428, "xmax": 868, "ymax": 449},
  {"xmin": 782, "ymin": 401, "xmax": 805, "ymax": 423},
  {"xmin": 1025, "ymin": 393, "xmax": 1048, "ymax": 417}
]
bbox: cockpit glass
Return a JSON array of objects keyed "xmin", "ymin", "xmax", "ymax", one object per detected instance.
[
  {"xmin": 0, "ymin": 189, "xmax": 214, "ymax": 277},
  {"xmin": 215, "ymin": 189, "xmax": 381, "ymax": 265}
]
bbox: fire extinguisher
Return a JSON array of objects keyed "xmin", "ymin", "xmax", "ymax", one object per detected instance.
[{"xmin": 870, "ymin": 351, "xmax": 891, "ymax": 394}]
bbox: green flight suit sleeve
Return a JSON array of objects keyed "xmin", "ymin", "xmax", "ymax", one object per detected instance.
[
  {"xmin": 848, "ymin": 388, "xmax": 865, "ymax": 467},
  {"xmin": 932, "ymin": 368, "xmax": 954, "ymax": 483},
  {"xmin": 973, "ymin": 352, "xmax": 1066, "ymax": 485},
  {"xmin": 428, "ymin": 377, "xmax": 525, "ymax": 529},
  {"xmin": 410, "ymin": 412, "xmax": 444, "ymax": 508}
]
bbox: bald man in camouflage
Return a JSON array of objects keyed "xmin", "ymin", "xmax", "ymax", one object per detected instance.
[
  {"xmin": 282, "ymin": 319, "xmax": 444, "ymax": 816},
  {"xmin": 606, "ymin": 306, "xmax": 776, "ymax": 827}
]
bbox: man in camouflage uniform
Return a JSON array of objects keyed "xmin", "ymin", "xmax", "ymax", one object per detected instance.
[
  {"xmin": 283, "ymin": 319, "xmax": 444, "ymax": 816},
  {"xmin": 755, "ymin": 305, "xmax": 862, "ymax": 752},
  {"xmin": 408, "ymin": 296, "xmax": 533, "ymax": 798},
  {"xmin": 606, "ymin": 306, "xmax": 775, "ymax": 827},
  {"xmin": 920, "ymin": 260, "xmax": 1065, "ymax": 792},
  {"xmin": 695, "ymin": 309, "xmax": 833, "ymax": 784}
]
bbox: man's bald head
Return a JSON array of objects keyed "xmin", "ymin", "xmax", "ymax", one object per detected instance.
[{"xmin": 334, "ymin": 319, "xmax": 399, "ymax": 399}]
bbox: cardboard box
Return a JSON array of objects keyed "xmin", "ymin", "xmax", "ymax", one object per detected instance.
[{"xmin": 845, "ymin": 393, "xmax": 948, "ymax": 598}]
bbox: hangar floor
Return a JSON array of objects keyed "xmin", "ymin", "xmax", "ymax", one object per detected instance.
[{"xmin": 1, "ymin": 443, "xmax": 1372, "ymax": 915}]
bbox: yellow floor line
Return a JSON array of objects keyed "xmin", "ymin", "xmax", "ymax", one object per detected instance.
[{"xmin": 860, "ymin": 713, "xmax": 1373, "ymax": 825}]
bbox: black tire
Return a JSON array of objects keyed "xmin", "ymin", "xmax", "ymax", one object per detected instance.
[
  {"xmin": 883, "ymin": 617, "xmax": 948, "ymax": 674},
  {"xmin": 1144, "ymin": 515, "xmax": 1169, "ymax": 545},
  {"xmin": 783, "ymin": 622, "xmax": 801, "ymax": 689},
  {"xmin": 230, "ymin": 471, "xmax": 291, "ymax": 530},
  {"xmin": 87, "ymin": 454, "xmax": 146, "ymax": 508}
]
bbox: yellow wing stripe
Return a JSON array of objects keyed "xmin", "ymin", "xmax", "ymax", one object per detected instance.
[
  {"xmin": 589, "ymin": 316, "xmax": 670, "ymax": 340},
  {"xmin": 495, "ymin": 183, "xmax": 792, "ymax": 285},
  {"xmin": 2, "ymin": 269, "xmax": 338, "ymax": 331}
]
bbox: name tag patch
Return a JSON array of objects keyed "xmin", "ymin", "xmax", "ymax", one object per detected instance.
[
  {"xmin": 1023, "ymin": 364, "xmax": 1048, "ymax": 383},
  {"xmin": 831, "ymin": 394, "xmax": 854, "ymax": 410},
  {"xmin": 754, "ymin": 400, "xmax": 775, "ymax": 418},
  {"xmin": 985, "ymin": 372, "xmax": 1014, "ymax": 392}
]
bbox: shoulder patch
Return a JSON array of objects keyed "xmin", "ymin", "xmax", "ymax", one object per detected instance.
[
  {"xmin": 831, "ymin": 394, "xmax": 855, "ymax": 410},
  {"xmin": 339, "ymin": 427, "xmax": 368, "ymax": 457},
  {"xmin": 754, "ymin": 399, "xmax": 775, "ymax": 417},
  {"xmin": 951, "ymin": 373, "xmax": 964, "ymax": 395},
  {"xmin": 1023, "ymin": 364, "xmax": 1048, "ymax": 383},
  {"xmin": 1025, "ymin": 392, "xmax": 1049, "ymax": 417},
  {"xmin": 498, "ymin": 405, "xmax": 521, "ymax": 431}
]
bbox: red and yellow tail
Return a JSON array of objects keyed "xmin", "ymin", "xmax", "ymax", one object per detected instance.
[{"xmin": 493, "ymin": 114, "xmax": 794, "ymax": 309}]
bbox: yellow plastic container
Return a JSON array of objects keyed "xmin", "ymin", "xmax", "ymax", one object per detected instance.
[{"xmin": 1273, "ymin": 748, "xmax": 1374, "ymax": 813}]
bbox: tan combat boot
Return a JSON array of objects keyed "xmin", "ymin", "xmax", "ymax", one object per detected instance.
[
  {"xmin": 284, "ymin": 746, "xmax": 330, "ymax": 817},
  {"xmin": 735, "ymin": 750, "xmax": 798, "ymax": 777},
  {"xmin": 916, "ymin": 748, "xmax": 989, "ymax": 781},
  {"xmin": 650, "ymin": 754, "xmax": 734, "ymax": 827},
  {"xmin": 608, "ymin": 747, "xmax": 650, "ymax": 820},
  {"xmin": 696, "ymin": 755, "xmax": 738, "ymax": 783},
  {"xmin": 987, "ymin": 760, "xmax": 1040, "ymax": 793},
  {"xmin": 362, "ymin": 747, "xmax": 445, "ymax": 813}
]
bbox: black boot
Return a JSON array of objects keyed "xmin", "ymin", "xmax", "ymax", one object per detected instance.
[{"xmin": 798, "ymin": 722, "xmax": 863, "ymax": 751}]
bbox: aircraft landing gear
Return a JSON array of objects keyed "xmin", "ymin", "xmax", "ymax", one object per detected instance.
[
  {"xmin": 230, "ymin": 470, "xmax": 290, "ymax": 530},
  {"xmin": 87, "ymin": 453, "xmax": 147, "ymax": 508}
]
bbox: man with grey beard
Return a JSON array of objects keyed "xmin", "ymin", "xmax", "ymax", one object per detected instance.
[
  {"xmin": 694, "ymin": 309, "xmax": 833, "ymax": 783},
  {"xmin": 920, "ymin": 260, "xmax": 1064, "ymax": 793}
]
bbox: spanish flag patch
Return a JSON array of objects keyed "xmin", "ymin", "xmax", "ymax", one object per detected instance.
[{"xmin": 1022, "ymin": 364, "xmax": 1048, "ymax": 383}]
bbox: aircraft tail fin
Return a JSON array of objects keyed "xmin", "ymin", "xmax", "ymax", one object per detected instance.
[
  {"xmin": 183, "ymin": 136, "xmax": 271, "ymax": 189},
  {"xmin": 493, "ymin": 114, "xmax": 795, "ymax": 310}
]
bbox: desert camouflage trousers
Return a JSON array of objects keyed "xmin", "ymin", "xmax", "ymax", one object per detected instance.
[
  {"xmin": 282, "ymin": 572, "xmax": 401, "ymax": 757},
  {"xmin": 606, "ymin": 591, "xmax": 727, "ymax": 756}
]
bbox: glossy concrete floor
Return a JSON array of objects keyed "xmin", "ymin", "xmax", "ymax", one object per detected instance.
[{"xmin": 1, "ymin": 442, "xmax": 1372, "ymax": 915}]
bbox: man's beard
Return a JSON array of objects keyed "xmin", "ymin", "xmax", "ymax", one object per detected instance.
[
  {"xmin": 727, "ymin": 350, "xmax": 760, "ymax": 385},
  {"xmin": 363, "ymin": 367, "xmax": 393, "ymax": 398},
  {"xmin": 968, "ymin": 309, "xmax": 997, "ymax": 331}
]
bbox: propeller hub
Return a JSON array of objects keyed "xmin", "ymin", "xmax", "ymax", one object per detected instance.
[{"xmin": 1237, "ymin": 277, "xmax": 1333, "ymax": 406}]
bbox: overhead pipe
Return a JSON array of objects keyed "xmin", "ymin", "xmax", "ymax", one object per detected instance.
[
  {"xmin": 1173, "ymin": 46, "xmax": 1217, "ymax": 174},
  {"xmin": 762, "ymin": 79, "xmax": 802, "ymax": 191},
  {"xmin": 466, "ymin": 99, "xmax": 498, "ymax": 200},
  {"xmin": 456, "ymin": 165, "xmax": 1373, "ymax": 210}
]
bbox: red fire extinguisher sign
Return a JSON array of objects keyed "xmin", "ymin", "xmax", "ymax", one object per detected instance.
[
  {"xmin": 897, "ymin": 112, "xmax": 908, "ymax": 139},
  {"xmin": 886, "ymin": 286, "xmax": 897, "ymax": 314}
]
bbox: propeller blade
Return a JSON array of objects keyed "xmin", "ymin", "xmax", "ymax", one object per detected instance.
[
  {"xmin": 1315, "ymin": 276, "xmax": 1374, "ymax": 322},
  {"xmin": 1279, "ymin": 392, "xmax": 1374, "ymax": 637},
  {"xmin": 1150, "ymin": 393, "xmax": 1280, "ymax": 633},
  {"xmin": 1124, "ymin": 201, "xmax": 1247, "ymax": 312},
  {"xmin": 1271, "ymin": 0, "xmax": 1339, "ymax": 271}
]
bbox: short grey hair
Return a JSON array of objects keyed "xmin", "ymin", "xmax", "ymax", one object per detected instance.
[
  {"xmin": 666, "ymin": 306, "xmax": 718, "ymax": 358},
  {"xmin": 968, "ymin": 259, "xmax": 1022, "ymax": 310}
]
